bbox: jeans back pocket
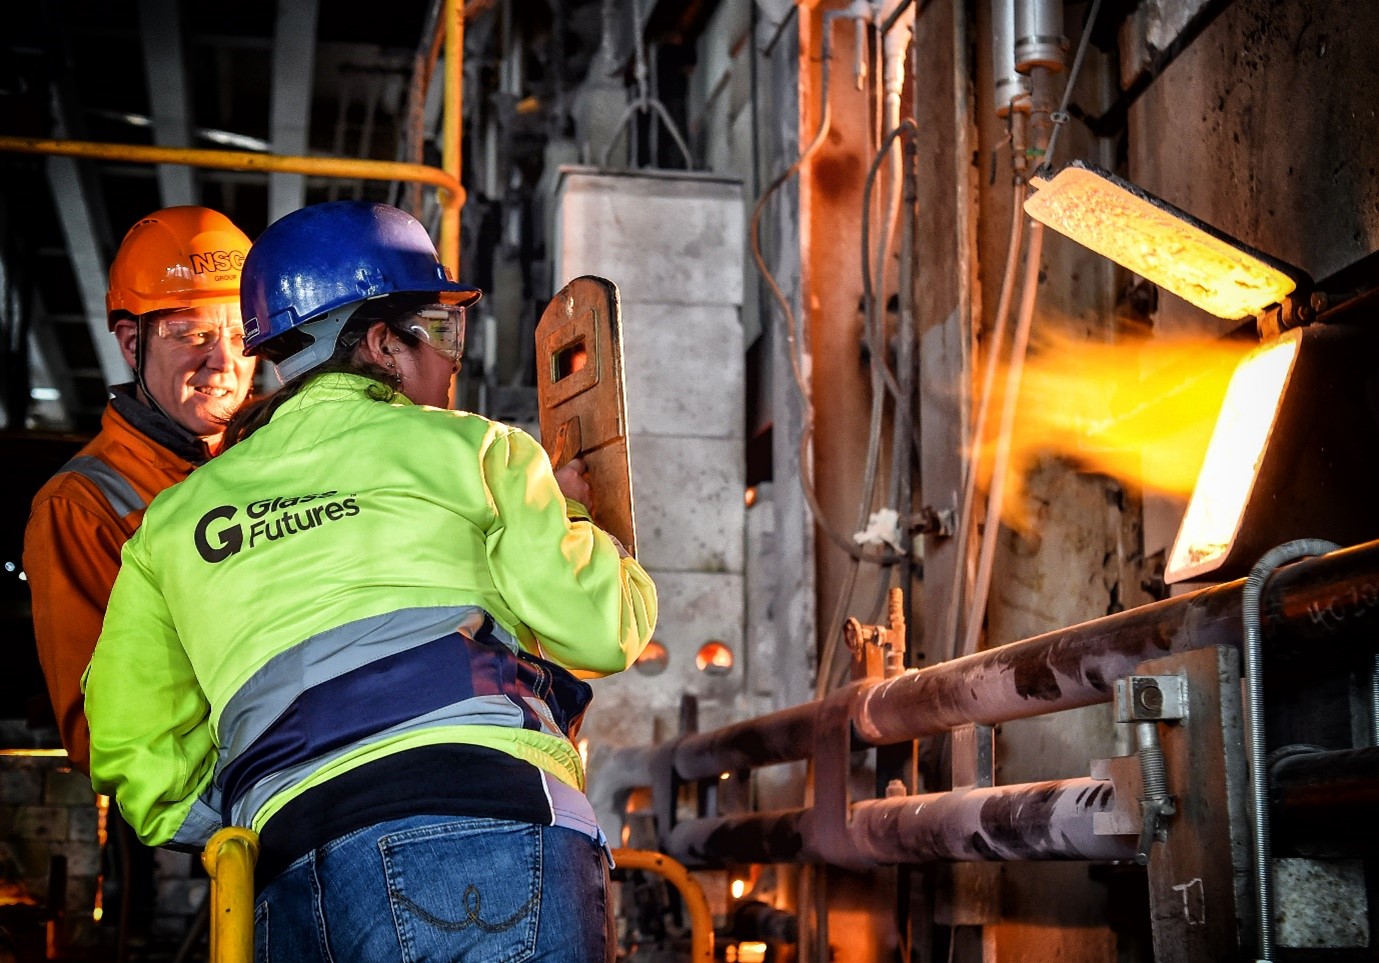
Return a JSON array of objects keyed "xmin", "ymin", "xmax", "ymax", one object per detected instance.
[{"xmin": 379, "ymin": 816, "xmax": 541, "ymax": 963}]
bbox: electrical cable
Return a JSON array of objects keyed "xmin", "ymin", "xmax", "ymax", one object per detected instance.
[
  {"xmin": 749, "ymin": 27, "xmax": 905, "ymax": 567},
  {"xmin": 1037, "ymin": 0, "xmax": 1102, "ymax": 178},
  {"xmin": 815, "ymin": 120, "xmax": 905, "ymax": 701},
  {"xmin": 959, "ymin": 218, "xmax": 1043, "ymax": 658},
  {"xmin": 957, "ymin": 0, "xmax": 1101, "ymax": 657},
  {"xmin": 943, "ymin": 178, "xmax": 1026, "ymax": 659}
]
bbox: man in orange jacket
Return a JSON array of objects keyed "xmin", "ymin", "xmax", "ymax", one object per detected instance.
[{"xmin": 24, "ymin": 206, "xmax": 258, "ymax": 774}]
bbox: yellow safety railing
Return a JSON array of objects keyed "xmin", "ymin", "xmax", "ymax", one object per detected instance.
[
  {"xmin": 0, "ymin": 0, "xmax": 469, "ymax": 273},
  {"xmin": 610, "ymin": 848, "xmax": 715, "ymax": 962},
  {"xmin": 0, "ymin": 136, "xmax": 466, "ymax": 277},
  {"xmin": 196, "ymin": 833, "xmax": 712, "ymax": 961},
  {"xmin": 201, "ymin": 827, "xmax": 259, "ymax": 963}
]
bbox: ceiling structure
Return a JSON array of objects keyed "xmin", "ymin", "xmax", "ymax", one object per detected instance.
[{"xmin": 0, "ymin": 0, "xmax": 628, "ymax": 436}]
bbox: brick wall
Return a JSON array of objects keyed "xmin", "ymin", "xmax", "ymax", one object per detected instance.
[{"xmin": 0, "ymin": 736, "xmax": 208, "ymax": 959}]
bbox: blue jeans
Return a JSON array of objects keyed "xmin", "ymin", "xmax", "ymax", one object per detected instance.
[{"xmin": 254, "ymin": 815, "xmax": 612, "ymax": 962}]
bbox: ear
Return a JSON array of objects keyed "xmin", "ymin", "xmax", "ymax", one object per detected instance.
[
  {"xmin": 356, "ymin": 320, "xmax": 396, "ymax": 368},
  {"xmin": 112, "ymin": 318, "xmax": 139, "ymax": 369}
]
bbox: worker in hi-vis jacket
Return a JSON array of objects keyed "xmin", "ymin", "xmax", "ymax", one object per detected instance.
[{"xmin": 83, "ymin": 200, "xmax": 657, "ymax": 962}]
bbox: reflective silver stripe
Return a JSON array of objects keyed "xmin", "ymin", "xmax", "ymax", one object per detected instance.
[
  {"xmin": 215, "ymin": 604, "xmax": 539, "ymax": 828},
  {"xmin": 61, "ymin": 456, "xmax": 145, "ymax": 517},
  {"xmin": 169, "ymin": 784, "xmax": 225, "ymax": 849},
  {"xmin": 228, "ymin": 695, "xmax": 529, "ymax": 827},
  {"xmin": 542, "ymin": 771, "xmax": 607, "ymax": 849},
  {"xmin": 215, "ymin": 605, "xmax": 515, "ymax": 763}
]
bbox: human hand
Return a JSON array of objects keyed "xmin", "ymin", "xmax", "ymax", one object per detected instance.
[{"xmin": 554, "ymin": 457, "xmax": 592, "ymax": 506}]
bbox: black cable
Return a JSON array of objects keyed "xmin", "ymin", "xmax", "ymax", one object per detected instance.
[{"xmin": 749, "ymin": 33, "xmax": 905, "ymax": 567}]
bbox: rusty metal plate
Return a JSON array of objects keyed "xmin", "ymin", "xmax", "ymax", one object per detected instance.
[{"xmin": 536, "ymin": 275, "xmax": 637, "ymax": 558}]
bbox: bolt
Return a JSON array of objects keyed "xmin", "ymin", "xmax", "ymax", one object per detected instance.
[{"xmin": 1136, "ymin": 681, "xmax": 1164, "ymax": 715}]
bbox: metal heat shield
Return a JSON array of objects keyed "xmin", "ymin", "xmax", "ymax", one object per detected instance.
[
  {"xmin": 1164, "ymin": 322, "xmax": 1379, "ymax": 584},
  {"xmin": 535, "ymin": 275, "xmax": 637, "ymax": 558},
  {"xmin": 1025, "ymin": 160, "xmax": 1307, "ymax": 321}
]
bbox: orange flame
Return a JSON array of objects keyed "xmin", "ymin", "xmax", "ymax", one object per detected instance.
[{"xmin": 971, "ymin": 326, "xmax": 1254, "ymax": 532}]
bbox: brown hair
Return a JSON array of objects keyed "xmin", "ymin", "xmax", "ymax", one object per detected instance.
[{"xmin": 222, "ymin": 315, "xmax": 422, "ymax": 449}]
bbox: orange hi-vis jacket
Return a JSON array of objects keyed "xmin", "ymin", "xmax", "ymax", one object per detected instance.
[{"xmin": 24, "ymin": 394, "xmax": 204, "ymax": 773}]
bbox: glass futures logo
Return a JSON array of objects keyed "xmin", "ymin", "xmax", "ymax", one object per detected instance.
[{"xmin": 194, "ymin": 491, "xmax": 360, "ymax": 563}]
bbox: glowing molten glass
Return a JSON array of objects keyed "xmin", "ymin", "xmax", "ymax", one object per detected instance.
[{"xmin": 1165, "ymin": 333, "xmax": 1300, "ymax": 583}]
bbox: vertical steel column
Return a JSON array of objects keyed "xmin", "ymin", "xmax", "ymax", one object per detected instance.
[{"xmin": 441, "ymin": 0, "xmax": 464, "ymax": 276}]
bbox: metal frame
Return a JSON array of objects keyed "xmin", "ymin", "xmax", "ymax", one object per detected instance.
[{"xmin": 622, "ymin": 537, "xmax": 1379, "ymax": 959}]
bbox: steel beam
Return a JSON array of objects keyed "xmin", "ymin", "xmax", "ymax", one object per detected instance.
[
  {"xmin": 138, "ymin": 0, "xmax": 197, "ymax": 205},
  {"xmin": 268, "ymin": 0, "xmax": 319, "ymax": 221}
]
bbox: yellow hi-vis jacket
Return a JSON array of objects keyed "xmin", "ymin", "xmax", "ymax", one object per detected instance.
[{"xmin": 84, "ymin": 372, "xmax": 657, "ymax": 849}]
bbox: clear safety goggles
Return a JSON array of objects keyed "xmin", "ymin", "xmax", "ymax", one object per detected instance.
[
  {"xmin": 154, "ymin": 315, "xmax": 247, "ymax": 353},
  {"xmin": 402, "ymin": 303, "xmax": 467, "ymax": 363}
]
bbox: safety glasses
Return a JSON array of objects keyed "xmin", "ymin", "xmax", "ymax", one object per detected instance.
[
  {"xmin": 154, "ymin": 316, "xmax": 247, "ymax": 354},
  {"xmin": 403, "ymin": 304, "xmax": 467, "ymax": 363}
]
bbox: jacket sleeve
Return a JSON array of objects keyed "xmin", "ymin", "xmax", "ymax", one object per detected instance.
[
  {"xmin": 481, "ymin": 426, "xmax": 657, "ymax": 675},
  {"xmin": 83, "ymin": 532, "xmax": 218, "ymax": 847},
  {"xmin": 23, "ymin": 488, "xmax": 126, "ymax": 775}
]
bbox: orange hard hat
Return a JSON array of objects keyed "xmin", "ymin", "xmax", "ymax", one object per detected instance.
[{"xmin": 105, "ymin": 206, "xmax": 251, "ymax": 328}]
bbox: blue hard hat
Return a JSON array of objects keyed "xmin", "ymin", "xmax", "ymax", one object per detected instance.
[{"xmin": 241, "ymin": 201, "xmax": 481, "ymax": 376}]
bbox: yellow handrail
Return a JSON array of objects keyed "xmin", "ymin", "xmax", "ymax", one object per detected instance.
[
  {"xmin": 195, "ymin": 834, "xmax": 711, "ymax": 961},
  {"xmin": 201, "ymin": 827, "xmax": 260, "ymax": 963},
  {"xmin": 610, "ymin": 848, "xmax": 715, "ymax": 962},
  {"xmin": 0, "ymin": 136, "xmax": 466, "ymax": 277}
]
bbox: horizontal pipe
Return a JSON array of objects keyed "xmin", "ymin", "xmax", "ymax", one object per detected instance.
[
  {"xmin": 1270, "ymin": 746, "xmax": 1379, "ymax": 856},
  {"xmin": 666, "ymin": 809, "xmax": 810, "ymax": 866},
  {"xmin": 848, "ymin": 778, "xmax": 1135, "ymax": 863},
  {"xmin": 0, "ymin": 136, "xmax": 465, "ymax": 275},
  {"xmin": 672, "ymin": 701, "xmax": 820, "ymax": 782},
  {"xmin": 854, "ymin": 538, "xmax": 1379, "ymax": 746},
  {"xmin": 663, "ymin": 778, "xmax": 1136, "ymax": 867},
  {"xmin": 657, "ymin": 539, "xmax": 1379, "ymax": 783}
]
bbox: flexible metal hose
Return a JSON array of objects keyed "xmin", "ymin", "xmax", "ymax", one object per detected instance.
[
  {"xmin": 1241, "ymin": 538, "xmax": 1339, "ymax": 962},
  {"xmin": 1371, "ymin": 653, "xmax": 1379, "ymax": 746}
]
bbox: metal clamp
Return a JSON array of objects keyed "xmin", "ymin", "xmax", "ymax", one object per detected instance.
[{"xmin": 1114, "ymin": 675, "xmax": 1187, "ymax": 864}]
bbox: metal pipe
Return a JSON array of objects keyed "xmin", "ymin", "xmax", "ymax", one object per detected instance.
[
  {"xmin": 0, "ymin": 136, "xmax": 465, "ymax": 277},
  {"xmin": 201, "ymin": 827, "xmax": 259, "ymax": 963},
  {"xmin": 1013, "ymin": 0, "xmax": 1065, "ymax": 73},
  {"xmin": 1241, "ymin": 539, "xmax": 1339, "ymax": 963},
  {"xmin": 1271, "ymin": 746, "xmax": 1379, "ymax": 811},
  {"xmin": 673, "ymin": 701, "xmax": 821, "ymax": 781},
  {"xmin": 665, "ymin": 779, "xmax": 1134, "ymax": 867},
  {"xmin": 667, "ymin": 809, "xmax": 811, "ymax": 866},
  {"xmin": 992, "ymin": 0, "xmax": 1030, "ymax": 116},
  {"xmin": 1271, "ymin": 746, "xmax": 1379, "ymax": 856},
  {"xmin": 610, "ymin": 849, "xmax": 715, "ymax": 962},
  {"xmin": 665, "ymin": 742, "xmax": 1379, "ymax": 869},
  {"xmin": 848, "ymin": 778, "xmax": 1134, "ymax": 863},
  {"xmin": 857, "ymin": 537, "xmax": 1379, "ymax": 745},
  {"xmin": 959, "ymin": 217, "xmax": 1044, "ymax": 658},
  {"xmin": 661, "ymin": 538, "xmax": 1379, "ymax": 780},
  {"xmin": 442, "ymin": 0, "xmax": 464, "ymax": 269}
]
